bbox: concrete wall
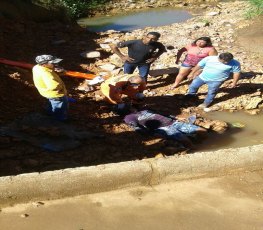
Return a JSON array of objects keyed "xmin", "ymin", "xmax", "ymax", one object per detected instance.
[{"xmin": 1, "ymin": 145, "xmax": 263, "ymax": 207}]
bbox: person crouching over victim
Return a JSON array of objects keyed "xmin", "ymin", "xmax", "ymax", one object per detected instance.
[
  {"xmin": 100, "ymin": 74, "xmax": 146, "ymax": 113},
  {"xmin": 32, "ymin": 55, "xmax": 68, "ymax": 121}
]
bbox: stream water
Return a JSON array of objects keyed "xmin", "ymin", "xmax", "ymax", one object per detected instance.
[
  {"xmin": 78, "ymin": 8, "xmax": 192, "ymax": 32},
  {"xmin": 196, "ymin": 111, "xmax": 263, "ymax": 151}
]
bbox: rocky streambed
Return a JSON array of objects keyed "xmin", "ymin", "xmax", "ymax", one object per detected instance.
[{"xmin": 85, "ymin": 0, "xmax": 263, "ymax": 113}]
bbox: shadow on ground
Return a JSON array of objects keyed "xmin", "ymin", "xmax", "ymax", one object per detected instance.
[{"xmin": 0, "ymin": 91, "xmax": 241, "ymax": 177}]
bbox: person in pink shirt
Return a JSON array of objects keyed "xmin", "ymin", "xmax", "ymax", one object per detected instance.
[{"xmin": 171, "ymin": 37, "xmax": 218, "ymax": 89}]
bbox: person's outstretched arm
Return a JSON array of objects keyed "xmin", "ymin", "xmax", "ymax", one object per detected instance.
[
  {"xmin": 229, "ymin": 61, "xmax": 241, "ymax": 88},
  {"xmin": 229, "ymin": 72, "xmax": 241, "ymax": 88}
]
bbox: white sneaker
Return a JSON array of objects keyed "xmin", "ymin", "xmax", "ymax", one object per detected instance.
[
  {"xmin": 198, "ymin": 103, "xmax": 211, "ymax": 112},
  {"xmin": 197, "ymin": 103, "xmax": 207, "ymax": 109},
  {"xmin": 87, "ymin": 76, "xmax": 105, "ymax": 85},
  {"xmin": 203, "ymin": 107, "xmax": 211, "ymax": 112}
]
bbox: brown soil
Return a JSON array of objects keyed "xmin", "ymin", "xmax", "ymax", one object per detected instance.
[{"xmin": 237, "ymin": 16, "xmax": 263, "ymax": 62}]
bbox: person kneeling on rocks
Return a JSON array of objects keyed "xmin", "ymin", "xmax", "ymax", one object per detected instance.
[
  {"xmin": 32, "ymin": 54, "xmax": 68, "ymax": 121},
  {"xmin": 124, "ymin": 110, "xmax": 207, "ymax": 148},
  {"xmin": 100, "ymin": 74, "xmax": 146, "ymax": 114}
]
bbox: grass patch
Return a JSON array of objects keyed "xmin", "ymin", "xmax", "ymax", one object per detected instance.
[{"xmin": 245, "ymin": 0, "xmax": 263, "ymax": 19}]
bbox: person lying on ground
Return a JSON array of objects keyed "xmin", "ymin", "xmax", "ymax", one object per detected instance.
[
  {"xmin": 185, "ymin": 52, "xmax": 241, "ymax": 111},
  {"xmin": 171, "ymin": 37, "xmax": 218, "ymax": 89},
  {"xmin": 100, "ymin": 74, "xmax": 146, "ymax": 113},
  {"xmin": 110, "ymin": 31, "xmax": 166, "ymax": 81},
  {"xmin": 32, "ymin": 54, "xmax": 68, "ymax": 121},
  {"xmin": 124, "ymin": 110, "xmax": 207, "ymax": 148}
]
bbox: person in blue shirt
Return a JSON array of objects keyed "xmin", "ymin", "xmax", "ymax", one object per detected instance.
[{"xmin": 186, "ymin": 52, "xmax": 241, "ymax": 109}]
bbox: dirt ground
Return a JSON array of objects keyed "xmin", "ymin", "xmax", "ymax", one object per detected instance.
[
  {"xmin": 1, "ymin": 169, "xmax": 263, "ymax": 230},
  {"xmin": 237, "ymin": 16, "xmax": 263, "ymax": 63},
  {"xmin": 0, "ymin": 6, "xmax": 262, "ymax": 176}
]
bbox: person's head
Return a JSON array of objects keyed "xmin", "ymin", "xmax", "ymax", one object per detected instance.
[
  {"xmin": 193, "ymin": 37, "xmax": 212, "ymax": 47},
  {"xmin": 128, "ymin": 75, "xmax": 144, "ymax": 87},
  {"xmin": 35, "ymin": 55, "xmax": 63, "ymax": 69},
  {"xmin": 218, "ymin": 52, "xmax": 234, "ymax": 64},
  {"xmin": 143, "ymin": 31, "xmax": 161, "ymax": 45}
]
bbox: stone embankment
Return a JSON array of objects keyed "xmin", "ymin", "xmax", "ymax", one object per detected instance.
[
  {"xmin": 1, "ymin": 144, "xmax": 263, "ymax": 206},
  {"xmin": 83, "ymin": 1, "xmax": 263, "ymax": 113}
]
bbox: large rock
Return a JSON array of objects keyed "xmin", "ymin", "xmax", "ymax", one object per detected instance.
[
  {"xmin": 244, "ymin": 97, "xmax": 263, "ymax": 110},
  {"xmin": 100, "ymin": 44, "xmax": 111, "ymax": 50},
  {"xmin": 206, "ymin": 11, "xmax": 220, "ymax": 16},
  {"xmin": 99, "ymin": 63, "xmax": 116, "ymax": 71},
  {"xmin": 80, "ymin": 51, "xmax": 101, "ymax": 59}
]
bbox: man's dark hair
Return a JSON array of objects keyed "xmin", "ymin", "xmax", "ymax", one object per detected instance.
[
  {"xmin": 147, "ymin": 31, "xmax": 161, "ymax": 39},
  {"xmin": 219, "ymin": 52, "xmax": 234, "ymax": 62},
  {"xmin": 193, "ymin": 37, "xmax": 213, "ymax": 47}
]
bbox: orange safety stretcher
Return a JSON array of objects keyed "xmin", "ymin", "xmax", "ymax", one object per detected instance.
[{"xmin": 0, "ymin": 58, "xmax": 96, "ymax": 80}]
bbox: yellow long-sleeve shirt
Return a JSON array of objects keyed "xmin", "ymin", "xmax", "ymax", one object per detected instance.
[{"xmin": 32, "ymin": 65, "xmax": 67, "ymax": 98}]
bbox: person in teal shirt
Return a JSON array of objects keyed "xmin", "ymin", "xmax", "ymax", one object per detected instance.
[{"xmin": 186, "ymin": 52, "xmax": 241, "ymax": 109}]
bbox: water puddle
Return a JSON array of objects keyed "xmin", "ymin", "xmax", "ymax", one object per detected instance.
[
  {"xmin": 78, "ymin": 8, "xmax": 192, "ymax": 32},
  {"xmin": 196, "ymin": 111, "xmax": 263, "ymax": 151}
]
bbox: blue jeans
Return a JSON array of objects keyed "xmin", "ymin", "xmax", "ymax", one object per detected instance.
[
  {"xmin": 47, "ymin": 96, "xmax": 68, "ymax": 121},
  {"xmin": 156, "ymin": 121, "xmax": 199, "ymax": 141},
  {"xmin": 124, "ymin": 62, "xmax": 150, "ymax": 81},
  {"xmin": 188, "ymin": 77, "xmax": 223, "ymax": 106}
]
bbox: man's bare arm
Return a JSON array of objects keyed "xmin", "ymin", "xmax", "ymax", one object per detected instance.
[{"xmin": 109, "ymin": 43, "xmax": 134, "ymax": 62}]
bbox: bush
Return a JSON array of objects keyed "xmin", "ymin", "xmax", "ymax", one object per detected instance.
[
  {"xmin": 60, "ymin": 0, "xmax": 107, "ymax": 18},
  {"xmin": 33, "ymin": 0, "xmax": 107, "ymax": 19},
  {"xmin": 245, "ymin": 0, "xmax": 263, "ymax": 19}
]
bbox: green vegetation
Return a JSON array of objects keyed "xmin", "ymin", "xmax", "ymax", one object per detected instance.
[
  {"xmin": 60, "ymin": 0, "xmax": 107, "ymax": 19},
  {"xmin": 33, "ymin": 0, "xmax": 107, "ymax": 19},
  {"xmin": 245, "ymin": 0, "xmax": 263, "ymax": 18}
]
